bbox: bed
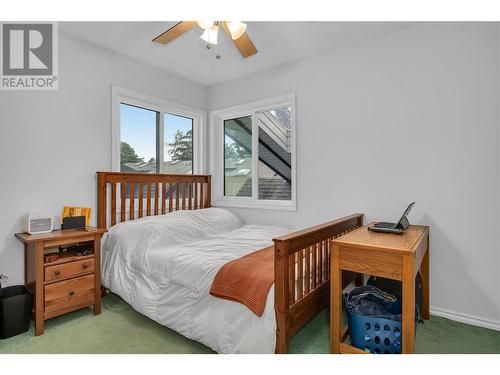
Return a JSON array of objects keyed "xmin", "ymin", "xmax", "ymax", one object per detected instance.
[{"xmin": 97, "ymin": 172, "xmax": 363, "ymax": 353}]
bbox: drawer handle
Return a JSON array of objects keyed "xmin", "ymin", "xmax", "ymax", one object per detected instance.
[
  {"xmin": 69, "ymin": 290, "xmax": 75, "ymax": 296},
  {"xmin": 54, "ymin": 270, "xmax": 61, "ymax": 276},
  {"xmin": 82, "ymin": 263, "xmax": 89, "ymax": 269}
]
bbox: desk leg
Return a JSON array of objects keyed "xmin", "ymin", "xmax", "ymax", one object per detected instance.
[
  {"xmin": 330, "ymin": 244, "xmax": 342, "ymax": 354},
  {"xmin": 421, "ymin": 242, "xmax": 430, "ymax": 320},
  {"xmin": 402, "ymin": 255, "xmax": 415, "ymax": 353},
  {"xmin": 34, "ymin": 242, "xmax": 44, "ymax": 336}
]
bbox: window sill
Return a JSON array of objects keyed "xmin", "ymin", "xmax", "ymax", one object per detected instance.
[{"xmin": 213, "ymin": 199, "xmax": 297, "ymax": 211}]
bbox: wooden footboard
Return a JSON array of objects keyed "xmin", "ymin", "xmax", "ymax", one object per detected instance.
[{"xmin": 273, "ymin": 213, "xmax": 363, "ymax": 353}]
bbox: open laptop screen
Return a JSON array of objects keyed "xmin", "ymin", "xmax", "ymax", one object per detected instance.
[{"xmin": 397, "ymin": 202, "xmax": 415, "ymax": 226}]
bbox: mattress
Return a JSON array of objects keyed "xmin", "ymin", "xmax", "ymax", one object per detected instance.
[{"xmin": 101, "ymin": 207, "xmax": 290, "ymax": 353}]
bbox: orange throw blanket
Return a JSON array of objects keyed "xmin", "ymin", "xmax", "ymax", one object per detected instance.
[{"xmin": 210, "ymin": 246, "xmax": 274, "ymax": 317}]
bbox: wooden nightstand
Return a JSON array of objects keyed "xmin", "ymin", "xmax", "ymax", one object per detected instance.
[
  {"xmin": 15, "ymin": 227, "xmax": 106, "ymax": 336},
  {"xmin": 330, "ymin": 224, "xmax": 429, "ymax": 354}
]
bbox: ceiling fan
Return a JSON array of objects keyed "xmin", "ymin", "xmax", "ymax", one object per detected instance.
[{"xmin": 152, "ymin": 21, "xmax": 257, "ymax": 58}]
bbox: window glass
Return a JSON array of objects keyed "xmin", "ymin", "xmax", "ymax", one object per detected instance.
[
  {"xmin": 164, "ymin": 113, "xmax": 194, "ymax": 174},
  {"xmin": 224, "ymin": 116, "xmax": 252, "ymax": 197},
  {"xmin": 257, "ymin": 107, "xmax": 292, "ymax": 200},
  {"xmin": 120, "ymin": 103, "xmax": 157, "ymax": 173}
]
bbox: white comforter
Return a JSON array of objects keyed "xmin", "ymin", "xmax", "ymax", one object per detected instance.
[{"xmin": 101, "ymin": 208, "xmax": 289, "ymax": 353}]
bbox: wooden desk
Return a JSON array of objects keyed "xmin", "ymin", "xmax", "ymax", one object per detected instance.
[
  {"xmin": 15, "ymin": 227, "xmax": 106, "ymax": 336},
  {"xmin": 330, "ymin": 224, "xmax": 429, "ymax": 354}
]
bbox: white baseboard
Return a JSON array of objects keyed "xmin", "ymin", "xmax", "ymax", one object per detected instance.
[{"xmin": 430, "ymin": 306, "xmax": 500, "ymax": 332}]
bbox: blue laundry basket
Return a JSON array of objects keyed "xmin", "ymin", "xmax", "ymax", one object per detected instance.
[{"xmin": 344, "ymin": 294, "xmax": 407, "ymax": 354}]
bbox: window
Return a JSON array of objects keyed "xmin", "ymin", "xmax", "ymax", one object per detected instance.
[
  {"xmin": 120, "ymin": 103, "xmax": 158, "ymax": 173},
  {"xmin": 112, "ymin": 86, "xmax": 204, "ymax": 175},
  {"xmin": 257, "ymin": 107, "xmax": 292, "ymax": 201},
  {"xmin": 224, "ymin": 115, "xmax": 252, "ymax": 197},
  {"xmin": 164, "ymin": 113, "xmax": 194, "ymax": 174},
  {"xmin": 212, "ymin": 94, "xmax": 296, "ymax": 211}
]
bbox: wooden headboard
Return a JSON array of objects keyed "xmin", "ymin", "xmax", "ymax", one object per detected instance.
[{"xmin": 97, "ymin": 172, "xmax": 211, "ymax": 229}]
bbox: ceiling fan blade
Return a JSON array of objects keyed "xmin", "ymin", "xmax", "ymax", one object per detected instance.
[
  {"xmin": 222, "ymin": 22, "xmax": 257, "ymax": 58},
  {"xmin": 152, "ymin": 21, "xmax": 198, "ymax": 44}
]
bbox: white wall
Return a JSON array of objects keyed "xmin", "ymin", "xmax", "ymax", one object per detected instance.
[
  {"xmin": 208, "ymin": 23, "xmax": 500, "ymax": 328},
  {"xmin": 0, "ymin": 32, "xmax": 208, "ymax": 285}
]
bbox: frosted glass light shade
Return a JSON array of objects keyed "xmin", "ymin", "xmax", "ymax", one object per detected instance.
[
  {"xmin": 201, "ymin": 24, "xmax": 219, "ymax": 45},
  {"xmin": 226, "ymin": 21, "xmax": 247, "ymax": 40},
  {"xmin": 197, "ymin": 20, "xmax": 215, "ymax": 29}
]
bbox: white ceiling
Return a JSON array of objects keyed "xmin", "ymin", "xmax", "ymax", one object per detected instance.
[{"xmin": 60, "ymin": 22, "xmax": 413, "ymax": 87}]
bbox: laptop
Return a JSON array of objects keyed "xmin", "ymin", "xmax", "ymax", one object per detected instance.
[{"xmin": 368, "ymin": 202, "xmax": 415, "ymax": 234}]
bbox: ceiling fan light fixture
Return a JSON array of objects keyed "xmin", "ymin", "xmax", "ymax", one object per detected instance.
[
  {"xmin": 201, "ymin": 24, "xmax": 219, "ymax": 45},
  {"xmin": 226, "ymin": 21, "xmax": 247, "ymax": 40},
  {"xmin": 197, "ymin": 20, "xmax": 215, "ymax": 30}
]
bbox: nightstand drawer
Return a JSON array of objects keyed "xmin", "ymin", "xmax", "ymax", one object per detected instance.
[
  {"xmin": 44, "ymin": 274, "xmax": 94, "ymax": 314},
  {"xmin": 45, "ymin": 258, "xmax": 94, "ymax": 282}
]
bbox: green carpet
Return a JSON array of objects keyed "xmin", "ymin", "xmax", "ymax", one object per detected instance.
[{"xmin": 1, "ymin": 293, "xmax": 499, "ymax": 354}]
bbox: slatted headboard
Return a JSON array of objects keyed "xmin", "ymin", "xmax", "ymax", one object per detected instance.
[{"xmin": 97, "ymin": 172, "xmax": 211, "ymax": 229}]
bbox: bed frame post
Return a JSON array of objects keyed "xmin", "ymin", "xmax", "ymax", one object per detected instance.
[
  {"xmin": 97, "ymin": 172, "xmax": 107, "ymax": 229},
  {"xmin": 274, "ymin": 238, "xmax": 290, "ymax": 354},
  {"xmin": 206, "ymin": 175, "xmax": 212, "ymax": 208}
]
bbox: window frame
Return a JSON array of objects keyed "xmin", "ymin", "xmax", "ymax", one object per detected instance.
[
  {"xmin": 112, "ymin": 86, "xmax": 206, "ymax": 174},
  {"xmin": 210, "ymin": 93, "xmax": 296, "ymax": 211}
]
